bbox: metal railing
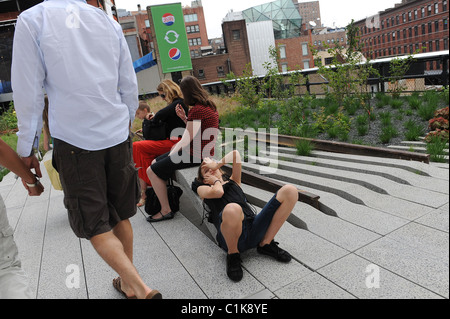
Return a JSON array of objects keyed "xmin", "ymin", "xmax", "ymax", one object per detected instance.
[{"xmin": 203, "ymin": 50, "xmax": 449, "ymax": 97}]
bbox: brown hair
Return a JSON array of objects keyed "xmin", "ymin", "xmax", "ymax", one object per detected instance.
[
  {"xmin": 179, "ymin": 76, "xmax": 217, "ymax": 111},
  {"xmin": 156, "ymin": 79, "xmax": 183, "ymax": 104},
  {"xmin": 138, "ymin": 101, "xmax": 151, "ymax": 112},
  {"xmin": 196, "ymin": 164, "xmax": 226, "ymax": 185}
]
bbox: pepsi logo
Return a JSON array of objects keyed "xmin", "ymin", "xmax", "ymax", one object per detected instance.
[
  {"xmin": 162, "ymin": 13, "xmax": 175, "ymax": 26},
  {"xmin": 168, "ymin": 48, "xmax": 181, "ymax": 61}
]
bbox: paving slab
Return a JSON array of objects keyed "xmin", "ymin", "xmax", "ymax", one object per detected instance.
[
  {"xmin": 355, "ymin": 237, "xmax": 449, "ymax": 298},
  {"xmin": 415, "ymin": 208, "xmax": 449, "ymax": 233},
  {"xmin": 317, "ymin": 254, "xmax": 443, "ymax": 299},
  {"xmin": 274, "ymin": 272, "xmax": 356, "ymax": 299}
]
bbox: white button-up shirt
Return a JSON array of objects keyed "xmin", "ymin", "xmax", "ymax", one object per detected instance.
[{"xmin": 12, "ymin": 0, "xmax": 138, "ymax": 157}]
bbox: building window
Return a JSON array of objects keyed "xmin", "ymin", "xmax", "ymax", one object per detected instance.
[
  {"xmin": 198, "ymin": 69, "xmax": 205, "ymax": 78},
  {"xmin": 402, "ymin": 13, "xmax": 406, "ymax": 22},
  {"xmin": 281, "ymin": 63, "xmax": 288, "ymax": 73},
  {"xmin": 232, "ymin": 30, "xmax": 240, "ymax": 40},
  {"xmin": 428, "ymin": 22, "xmax": 432, "ymax": 33},
  {"xmin": 303, "ymin": 60, "xmax": 310, "ymax": 69},
  {"xmin": 435, "ymin": 3, "xmax": 439, "ymax": 14},
  {"xmin": 414, "ymin": 26, "xmax": 418, "ymax": 36},
  {"xmin": 217, "ymin": 66, "xmax": 225, "ymax": 77},
  {"xmin": 414, "ymin": 10, "xmax": 418, "ymax": 20},
  {"xmin": 444, "ymin": 38, "xmax": 448, "ymax": 50},
  {"xmin": 408, "ymin": 27, "xmax": 412, "ymax": 38},
  {"xmin": 396, "ymin": 15, "xmax": 399, "ymax": 25},
  {"xmin": 429, "ymin": 41, "xmax": 433, "ymax": 51},
  {"xmin": 302, "ymin": 43, "xmax": 309, "ymax": 56},
  {"xmin": 422, "ymin": 24, "xmax": 426, "ymax": 35},
  {"xmin": 279, "ymin": 45, "xmax": 287, "ymax": 59},
  {"xmin": 184, "ymin": 14, "xmax": 198, "ymax": 22},
  {"xmin": 145, "ymin": 20, "xmax": 150, "ymax": 28},
  {"xmin": 186, "ymin": 25, "xmax": 200, "ymax": 33},
  {"xmin": 444, "ymin": 19, "xmax": 448, "ymax": 30},
  {"xmin": 436, "ymin": 40, "xmax": 440, "ymax": 51},
  {"xmin": 421, "ymin": 7, "xmax": 425, "ymax": 18},
  {"xmin": 428, "ymin": 5, "xmax": 432, "ymax": 16},
  {"xmin": 188, "ymin": 38, "xmax": 202, "ymax": 46},
  {"xmin": 408, "ymin": 11, "xmax": 412, "ymax": 21},
  {"xmin": 435, "ymin": 20, "xmax": 439, "ymax": 32},
  {"xmin": 444, "ymin": 0, "xmax": 448, "ymax": 11}
]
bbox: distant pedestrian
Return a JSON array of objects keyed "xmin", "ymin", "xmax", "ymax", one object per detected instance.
[{"xmin": 12, "ymin": 0, "xmax": 161, "ymax": 299}]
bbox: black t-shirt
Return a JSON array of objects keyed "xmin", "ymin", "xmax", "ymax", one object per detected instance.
[{"xmin": 191, "ymin": 178, "xmax": 256, "ymax": 231}]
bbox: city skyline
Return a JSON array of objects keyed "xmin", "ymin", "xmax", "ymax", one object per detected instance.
[{"xmin": 114, "ymin": 0, "xmax": 402, "ymax": 38}]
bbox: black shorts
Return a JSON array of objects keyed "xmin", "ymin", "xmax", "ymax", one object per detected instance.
[
  {"xmin": 53, "ymin": 137, "xmax": 140, "ymax": 239},
  {"xmin": 151, "ymin": 151, "xmax": 200, "ymax": 181}
]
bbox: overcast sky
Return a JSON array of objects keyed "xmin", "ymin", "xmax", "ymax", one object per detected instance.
[{"xmin": 114, "ymin": 0, "xmax": 401, "ymax": 38}]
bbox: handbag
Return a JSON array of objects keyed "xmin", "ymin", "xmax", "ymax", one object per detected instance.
[
  {"xmin": 44, "ymin": 158, "xmax": 63, "ymax": 191},
  {"xmin": 144, "ymin": 179, "xmax": 183, "ymax": 216},
  {"xmin": 142, "ymin": 119, "xmax": 167, "ymax": 141}
]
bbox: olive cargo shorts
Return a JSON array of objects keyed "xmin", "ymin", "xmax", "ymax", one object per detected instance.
[{"xmin": 53, "ymin": 137, "xmax": 140, "ymax": 240}]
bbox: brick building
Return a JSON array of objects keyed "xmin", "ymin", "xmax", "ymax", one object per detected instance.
[
  {"xmin": 191, "ymin": 19, "xmax": 251, "ymax": 84},
  {"xmin": 293, "ymin": 0, "xmax": 322, "ymax": 29},
  {"xmin": 354, "ymin": 0, "xmax": 449, "ymax": 61}
]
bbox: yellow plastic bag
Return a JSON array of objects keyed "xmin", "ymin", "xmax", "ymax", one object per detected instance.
[{"xmin": 44, "ymin": 159, "xmax": 63, "ymax": 191}]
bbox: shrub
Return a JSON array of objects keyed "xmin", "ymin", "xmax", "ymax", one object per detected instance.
[
  {"xmin": 429, "ymin": 117, "xmax": 449, "ymax": 131},
  {"xmin": 434, "ymin": 107, "xmax": 449, "ymax": 120},
  {"xmin": 425, "ymin": 129, "xmax": 449, "ymax": 143}
]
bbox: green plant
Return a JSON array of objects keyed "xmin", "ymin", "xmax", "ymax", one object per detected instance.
[
  {"xmin": 296, "ymin": 139, "xmax": 314, "ymax": 156},
  {"xmin": 389, "ymin": 99, "xmax": 404, "ymax": 109},
  {"xmin": 223, "ymin": 64, "xmax": 262, "ymax": 108},
  {"xmin": 418, "ymin": 102, "xmax": 438, "ymax": 121},
  {"xmin": 387, "ymin": 50, "xmax": 419, "ymax": 98},
  {"xmin": 0, "ymin": 102, "xmax": 18, "ymax": 132},
  {"xmin": 427, "ymin": 135, "xmax": 448, "ymax": 163},
  {"xmin": 379, "ymin": 125, "xmax": 398, "ymax": 143},
  {"xmin": 404, "ymin": 120, "xmax": 425, "ymax": 141},
  {"xmin": 379, "ymin": 111, "xmax": 392, "ymax": 126},
  {"xmin": 357, "ymin": 125, "xmax": 369, "ymax": 136}
]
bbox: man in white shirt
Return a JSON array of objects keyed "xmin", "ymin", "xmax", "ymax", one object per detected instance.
[{"xmin": 12, "ymin": 0, "xmax": 161, "ymax": 299}]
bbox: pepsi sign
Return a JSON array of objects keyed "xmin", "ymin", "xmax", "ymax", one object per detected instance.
[
  {"xmin": 162, "ymin": 13, "xmax": 175, "ymax": 26},
  {"xmin": 168, "ymin": 48, "xmax": 182, "ymax": 61}
]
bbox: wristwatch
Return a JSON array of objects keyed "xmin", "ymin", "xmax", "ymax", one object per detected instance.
[{"xmin": 26, "ymin": 174, "xmax": 40, "ymax": 188}]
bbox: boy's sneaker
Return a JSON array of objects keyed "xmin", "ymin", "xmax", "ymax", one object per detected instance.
[
  {"xmin": 226, "ymin": 253, "xmax": 243, "ymax": 282},
  {"xmin": 257, "ymin": 240, "xmax": 292, "ymax": 263}
]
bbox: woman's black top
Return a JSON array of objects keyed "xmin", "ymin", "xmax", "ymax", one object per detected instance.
[
  {"xmin": 143, "ymin": 98, "xmax": 188, "ymax": 140},
  {"xmin": 192, "ymin": 178, "xmax": 256, "ymax": 231}
]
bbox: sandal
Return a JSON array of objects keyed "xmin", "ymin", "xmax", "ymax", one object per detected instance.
[
  {"xmin": 146, "ymin": 211, "xmax": 175, "ymax": 223},
  {"xmin": 113, "ymin": 277, "xmax": 137, "ymax": 299},
  {"xmin": 137, "ymin": 198, "xmax": 146, "ymax": 208}
]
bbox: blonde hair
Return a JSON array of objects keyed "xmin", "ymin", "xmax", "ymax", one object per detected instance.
[{"xmin": 157, "ymin": 79, "xmax": 183, "ymax": 103}]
